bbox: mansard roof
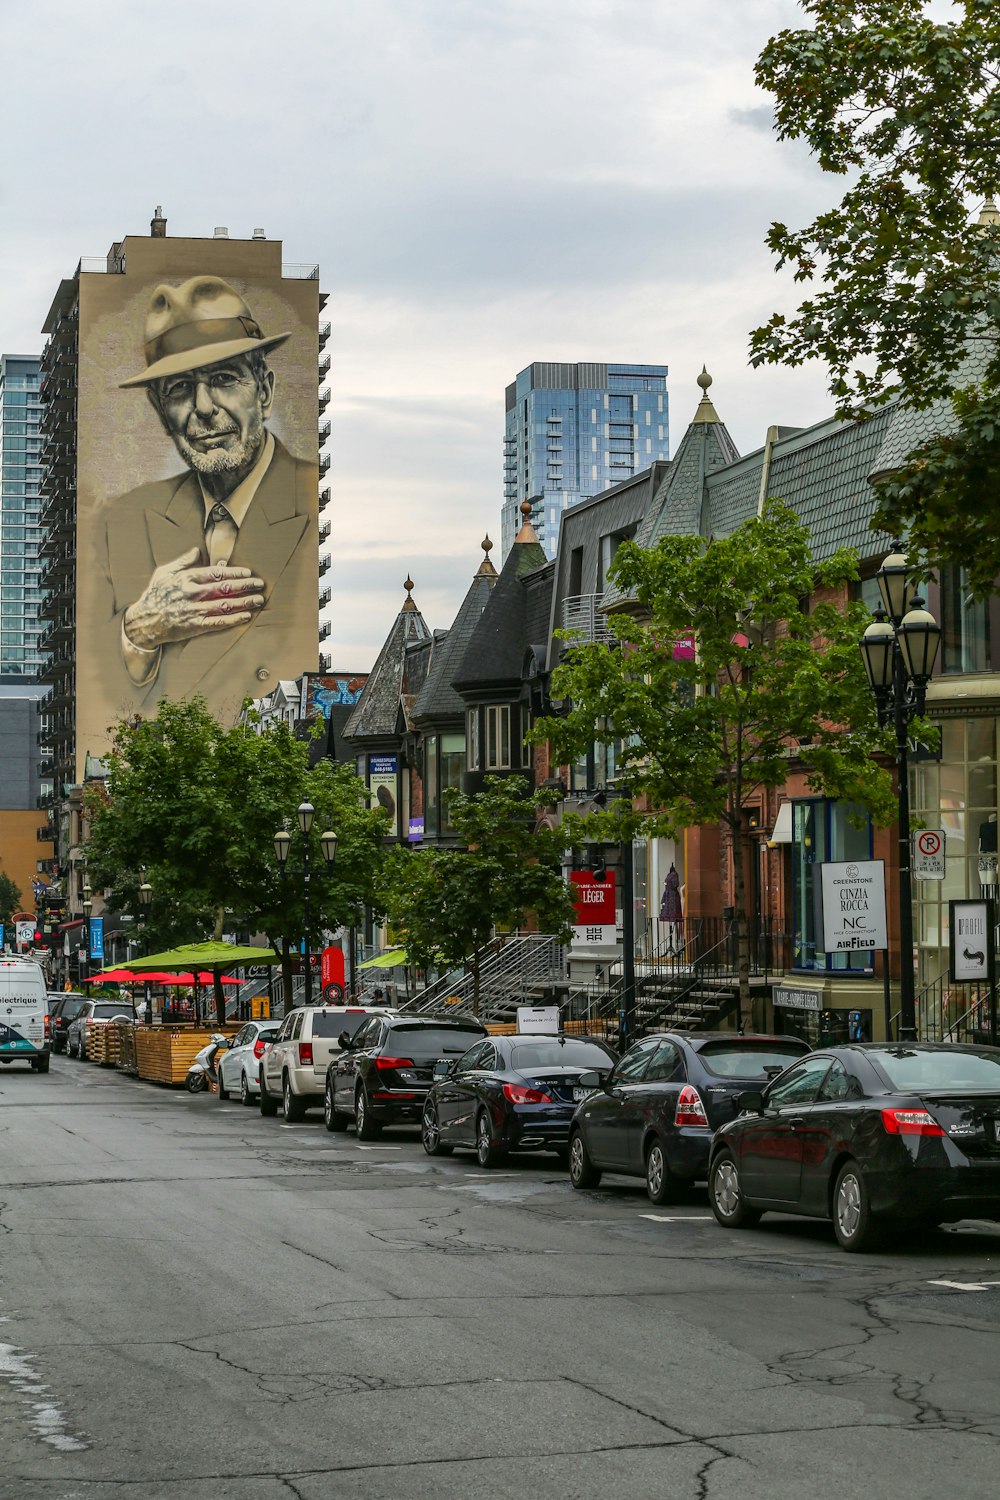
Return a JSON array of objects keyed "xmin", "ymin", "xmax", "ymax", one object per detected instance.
[
  {"xmin": 343, "ymin": 579, "xmax": 431, "ymax": 741},
  {"xmin": 411, "ymin": 541, "xmax": 499, "ymax": 726}
]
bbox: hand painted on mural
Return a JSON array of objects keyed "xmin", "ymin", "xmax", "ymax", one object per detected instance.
[{"xmin": 123, "ymin": 547, "xmax": 266, "ymax": 650}]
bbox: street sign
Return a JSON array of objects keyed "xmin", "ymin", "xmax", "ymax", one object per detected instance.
[
  {"xmin": 914, "ymin": 829, "xmax": 945, "ymax": 881},
  {"xmin": 817, "ymin": 860, "xmax": 888, "ymax": 953},
  {"xmin": 15, "ymin": 920, "xmax": 33, "ymax": 949},
  {"xmin": 949, "ymin": 899, "xmax": 995, "ymax": 983},
  {"xmin": 772, "ymin": 986, "xmax": 822, "ymax": 1012},
  {"xmin": 517, "ymin": 1006, "xmax": 560, "ymax": 1034}
]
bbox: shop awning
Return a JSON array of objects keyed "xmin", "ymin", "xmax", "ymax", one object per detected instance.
[{"xmin": 769, "ymin": 802, "xmax": 794, "ymax": 845}]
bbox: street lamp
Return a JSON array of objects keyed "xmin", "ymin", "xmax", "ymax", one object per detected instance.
[
  {"xmin": 273, "ymin": 808, "xmax": 338, "ymax": 1006},
  {"xmin": 859, "ymin": 547, "xmax": 942, "ymax": 1042}
]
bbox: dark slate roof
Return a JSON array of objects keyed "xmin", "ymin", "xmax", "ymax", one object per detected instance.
[
  {"xmin": 411, "ymin": 561, "xmax": 499, "ymax": 727},
  {"xmin": 870, "ymin": 336, "xmax": 994, "ymax": 480},
  {"xmin": 343, "ymin": 591, "xmax": 431, "ymax": 741},
  {"xmin": 454, "ymin": 535, "xmax": 551, "ymax": 694}
]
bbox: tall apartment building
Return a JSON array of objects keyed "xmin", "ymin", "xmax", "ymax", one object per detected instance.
[
  {"xmin": 501, "ymin": 361, "xmax": 669, "ymax": 559},
  {"xmin": 37, "ymin": 211, "xmax": 326, "ymax": 880},
  {"xmin": 0, "ymin": 355, "xmax": 45, "ymax": 678}
]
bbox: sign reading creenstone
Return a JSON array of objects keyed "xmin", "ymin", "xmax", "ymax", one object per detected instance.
[{"xmin": 818, "ymin": 860, "xmax": 888, "ymax": 953}]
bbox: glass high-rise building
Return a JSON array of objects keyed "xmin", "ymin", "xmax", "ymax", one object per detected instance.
[
  {"xmin": 501, "ymin": 361, "xmax": 669, "ymax": 559},
  {"xmin": 0, "ymin": 355, "xmax": 45, "ymax": 678}
]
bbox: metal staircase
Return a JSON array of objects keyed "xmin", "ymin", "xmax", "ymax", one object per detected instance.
[{"xmin": 397, "ymin": 934, "xmax": 567, "ymax": 1023}]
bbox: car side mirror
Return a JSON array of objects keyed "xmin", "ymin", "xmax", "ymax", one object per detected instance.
[
  {"xmin": 432, "ymin": 1059, "xmax": 451, "ymax": 1080},
  {"xmin": 577, "ymin": 1070, "xmax": 602, "ymax": 1090},
  {"xmin": 338, "ymin": 1030, "xmax": 353, "ymax": 1049},
  {"xmin": 738, "ymin": 1089, "xmax": 765, "ymax": 1115}
]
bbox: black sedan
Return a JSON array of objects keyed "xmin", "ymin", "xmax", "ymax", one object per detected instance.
[
  {"xmin": 708, "ymin": 1043, "xmax": 1000, "ymax": 1252},
  {"xmin": 421, "ymin": 1033, "xmax": 618, "ymax": 1166},
  {"xmin": 326, "ymin": 1016, "xmax": 487, "ymax": 1138},
  {"xmin": 568, "ymin": 1031, "xmax": 811, "ymax": 1203}
]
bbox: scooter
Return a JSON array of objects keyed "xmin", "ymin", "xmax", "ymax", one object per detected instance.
[{"xmin": 185, "ymin": 1033, "xmax": 228, "ymax": 1093}]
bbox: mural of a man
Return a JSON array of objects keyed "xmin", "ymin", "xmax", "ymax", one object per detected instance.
[{"xmin": 96, "ymin": 275, "xmax": 316, "ymax": 708}]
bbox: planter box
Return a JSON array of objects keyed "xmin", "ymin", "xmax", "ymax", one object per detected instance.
[{"xmin": 133, "ymin": 1026, "xmax": 241, "ymax": 1085}]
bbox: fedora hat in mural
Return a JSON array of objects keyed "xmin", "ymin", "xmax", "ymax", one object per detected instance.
[{"xmin": 120, "ymin": 275, "xmax": 291, "ymax": 388}]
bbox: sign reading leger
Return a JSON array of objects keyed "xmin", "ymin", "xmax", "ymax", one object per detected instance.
[
  {"xmin": 74, "ymin": 231, "xmax": 319, "ymax": 776},
  {"xmin": 818, "ymin": 860, "xmax": 887, "ymax": 953}
]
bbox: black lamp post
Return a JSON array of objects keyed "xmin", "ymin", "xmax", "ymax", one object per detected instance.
[
  {"xmin": 273, "ymin": 802, "xmax": 338, "ymax": 1006},
  {"xmin": 81, "ymin": 885, "xmax": 92, "ymax": 990},
  {"xmin": 859, "ymin": 547, "xmax": 942, "ymax": 1042},
  {"xmin": 138, "ymin": 880, "xmax": 153, "ymax": 1022}
]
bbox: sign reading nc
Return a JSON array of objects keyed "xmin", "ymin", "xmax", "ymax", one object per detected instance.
[{"xmin": 818, "ymin": 860, "xmax": 887, "ymax": 953}]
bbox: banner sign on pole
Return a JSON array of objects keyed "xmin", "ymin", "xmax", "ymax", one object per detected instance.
[
  {"xmin": 569, "ymin": 870, "xmax": 616, "ymax": 946},
  {"xmin": 913, "ymin": 829, "xmax": 946, "ymax": 881},
  {"xmin": 949, "ymin": 899, "xmax": 995, "ymax": 983},
  {"xmin": 817, "ymin": 860, "xmax": 887, "ymax": 953},
  {"xmin": 89, "ymin": 917, "xmax": 104, "ymax": 963}
]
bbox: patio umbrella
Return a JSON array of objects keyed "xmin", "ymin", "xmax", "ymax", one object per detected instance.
[
  {"xmin": 358, "ymin": 948, "xmax": 409, "ymax": 970},
  {"xmin": 89, "ymin": 968, "xmax": 140, "ymax": 983},
  {"xmin": 127, "ymin": 943, "xmax": 278, "ymax": 1024}
]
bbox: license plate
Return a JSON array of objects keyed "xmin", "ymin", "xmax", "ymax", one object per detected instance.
[{"xmin": 573, "ymin": 1086, "xmax": 595, "ymax": 1102}]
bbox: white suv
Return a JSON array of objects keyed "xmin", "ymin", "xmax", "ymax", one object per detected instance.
[{"xmin": 260, "ymin": 1003, "xmax": 395, "ymax": 1122}]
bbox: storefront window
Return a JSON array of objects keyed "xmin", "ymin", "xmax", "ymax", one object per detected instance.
[{"xmin": 791, "ymin": 799, "xmax": 873, "ymax": 972}]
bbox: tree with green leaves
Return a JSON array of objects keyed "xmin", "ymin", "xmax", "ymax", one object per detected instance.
[
  {"xmin": 85, "ymin": 698, "xmax": 389, "ymax": 1021},
  {"xmin": 0, "ymin": 873, "xmax": 22, "ymax": 925},
  {"xmin": 751, "ymin": 0, "xmax": 1000, "ymax": 589},
  {"xmin": 385, "ymin": 776, "xmax": 576, "ymax": 1017},
  {"xmin": 535, "ymin": 500, "xmax": 897, "ymax": 1020}
]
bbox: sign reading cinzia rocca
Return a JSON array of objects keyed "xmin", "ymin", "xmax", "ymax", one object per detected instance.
[{"xmin": 817, "ymin": 861, "xmax": 887, "ymax": 953}]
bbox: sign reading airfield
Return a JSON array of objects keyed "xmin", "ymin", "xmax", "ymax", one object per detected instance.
[
  {"xmin": 818, "ymin": 860, "xmax": 888, "ymax": 953},
  {"xmin": 913, "ymin": 829, "xmax": 946, "ymax": 881}
]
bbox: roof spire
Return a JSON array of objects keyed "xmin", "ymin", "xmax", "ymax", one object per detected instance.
[
  {"xmin": 477, "ymin": 533, "xmax": 498, "ymax": 577},
  {"xmin": 692, "ymin": 365, "xmax": 720, "ymax": 425},
  {"xmin": 402, "ymin": 575, "xmax": 417, "ymax": 611},
  {"xmin": 514, "ymin": 499, "xmax": 539, "ymax": 544},
  {"xmin": 978, "ymin": 198, "xmax": 1000, "ymax": 229}
]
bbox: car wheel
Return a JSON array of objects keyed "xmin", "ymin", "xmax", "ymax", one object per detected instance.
[
  {"xmin": 476, "ymin": 1109, "xmax": 504, "ymax": 1167},
  {"xmin": 709, "ymin": 1150, "xmax": 762, "ymax": 1229},
  {"xmin": 833, "ymin": 1161, "xmax": 882, "ymax": 1253},
  {"xmin": 324, "ymin": 1078, "xmax": 350, "ymax": 1133},
  {"xmin": 217, "ymin": 1067, "xmax": 230, "ymax": 1101},
  {"xmin": 568, "ymin": 1128, "xmax": 602, "ymax": 1189},
  {"xmin": 35, "ymin": 1054, "xmax": 50, "ymax": 1075},
  {"xmin": 421, "ymin": 1101, "xmax": 453, "ymax": 1156},
  {"xmin": 283, "ymin": 1076, "xmax": 306, "ymax": 1123},
  {"xmin": 355, "ymin": 1084, "xmax": 380, "ymax": 1140},
  {"xmin": 240, "ymin": 1071, "xmax": 254, "ymax": 1107},
  {"xmin": 259, "ymin": 1071, "xmax": 279, "ymax": 1117},
  {"xmin": 68, "ymin": 1040, "xmax": 78, "ymax": 1059},
  {"xmin": 645, "ymin": 1136, "xmax": 678, "ymax": 1206}
]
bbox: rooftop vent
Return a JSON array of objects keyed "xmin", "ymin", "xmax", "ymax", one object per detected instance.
[
  {"xmin": 213, "ymin": 226, "xmax": 229, "ymax": 239},
  {"xmin": 252, "ymin": 227, "xmax": 266, "ymax": 240},
  {"xmin": 150, "ymin": 206, "xmax": 167, "ymax": 238}
]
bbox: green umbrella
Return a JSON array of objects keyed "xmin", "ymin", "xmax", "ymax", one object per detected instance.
[
  {"xmin": 127, "ymin": 942, "xmax": 280, "ymax": 971},
  {"xmin": 357, "ymin": 948, "xmax": 408, "ymax": 970}
]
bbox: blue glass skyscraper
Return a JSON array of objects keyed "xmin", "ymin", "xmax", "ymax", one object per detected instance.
[
  {"xmin": 501, "ymin": 361, "xmax": 669, "ymax": 559},
  {"xmin": 0, "ymin": 355, "xmax": 44, "ymax": 678}
]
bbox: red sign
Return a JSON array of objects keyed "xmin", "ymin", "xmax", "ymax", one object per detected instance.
[
  {"xmin": 569, "ymin": 871, "xmax": 616, "ymax": 926},
  {"xmin": 321, "ymin": 945, "xmax": 345, "ymax": 991}
]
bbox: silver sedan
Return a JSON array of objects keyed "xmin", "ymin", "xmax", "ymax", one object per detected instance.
[{"xmin": 217, "ymin": 1020, "xmax": 280, "ymax": 1106}]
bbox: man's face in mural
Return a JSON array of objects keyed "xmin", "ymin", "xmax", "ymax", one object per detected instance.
[{"xmin": 149, "ymin": 353, "xmax": 274, "ymax": 487}]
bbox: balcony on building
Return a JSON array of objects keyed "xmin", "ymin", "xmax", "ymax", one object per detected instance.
[
  {"xmin": 561, "ymin": 594, "xmax": 616, "ymax": 646},
  {"xmin": 319, "ymin": 652, "xmax": 331, "ymax": 672},
  {"xmin": 319, "ymin": 554, "xmax": 331, "ymax": 577},
  {"xmin": 319, "ymin": 454, "xmax": 331, "ymax": 478},
  {"xmin": 318, "ymin": 322, "xmax": 331, "ymax": 351},
  {"xmin": 318, "ymin": 388, "xmax": 331, "ymax": 414},
  {"xmin": 319, "ymin": 520, "xmax": 331, "ymax": 542},
  {"xmin": 319, "ymin": 587, "xmax": 332, "ymax": 609},
  {"xmin": 318, "ymin": 420, "xmax": 331, "ymax": 444},
  {"xmin": 319, "ymin": 487, "xmax": 331, "ymax": 513},
  {"xmin": 319, "ymin": 354, "xmax": 331, "ymax": 380},
  {"xmin": 319, "ymin": 621, "xmax": 331, "ymax": 642}
]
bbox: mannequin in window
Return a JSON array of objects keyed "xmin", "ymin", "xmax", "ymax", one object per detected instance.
[{"xmin": 659, "ymin": 863, "xmax": 684, "ymax": 953}]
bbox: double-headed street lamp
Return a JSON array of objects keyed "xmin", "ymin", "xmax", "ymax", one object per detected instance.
[
  {"xmin": 859, "ymin": 548, "xmax": 942, "ymax": 1042},
  {"xmin": 273, "ymin": 801, "xmax": 338, "ymax": 1006}
]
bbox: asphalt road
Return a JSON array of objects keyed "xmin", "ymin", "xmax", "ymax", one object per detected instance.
[{"xmin": 2, "ymin": 1058, "xmax": 1000, "ymax": 1500}]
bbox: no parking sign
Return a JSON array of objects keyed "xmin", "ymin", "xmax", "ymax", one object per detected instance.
[{"xmin": 913, "ymin": 828, "xmax": 945, "ymax": 881}]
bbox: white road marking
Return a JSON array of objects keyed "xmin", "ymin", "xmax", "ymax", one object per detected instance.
[
  {"xmin": 353, "ymin": 1145, "xmax": 402, "ymax": 1150},
  {"xmin": 926, "ymin": 1279, "xmax": 1000, "ymax": 1292},
  {"xmin": 640, "ymin": 1213, "xmax": 713, "ymax": 1223}
]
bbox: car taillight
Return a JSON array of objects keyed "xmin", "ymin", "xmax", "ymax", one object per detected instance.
[
  {"xmin": 253, "ymin": 1039, "xmax": 267, "ymax": 1059},
  {"xmin": 375, "ymin": 1056, "xmax": 414, "ymax": 1070},
  {"xmin": 881, "ymin": 1107, "xmax": 945, "ymax": 1137},
  {"xmin": 502, "ymin": 1083, "xmax": 553, "ymax": 1104},
  {"xmin": 44, "ymin": 1015, "xmax": 51, "ymax": 1038},
  {"xmin": 674, "ymin": 1086, "xmax": 709, "ymax": 1128},
  {"xmin": 298, "ymin": 1042, "xmax": 313, "ymax": 1066}
]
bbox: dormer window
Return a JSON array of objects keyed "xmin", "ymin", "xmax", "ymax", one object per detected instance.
[{"xmin": 485, "ymin": 705, "xmax": 511, "ymax": 769}]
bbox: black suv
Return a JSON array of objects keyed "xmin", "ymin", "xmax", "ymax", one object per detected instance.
[
  {"xmin": 325, "ymin": 1016, "xmax": 487, "ymax": 1139},
  {"xmin": 50, "ymin": 993, "xmax": 87, "ymax": 1055}
]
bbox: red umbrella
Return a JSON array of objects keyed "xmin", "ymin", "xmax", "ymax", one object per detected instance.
[{"xmin": 89, "ymin": 968, "xmax": 140, "ymax": 983}]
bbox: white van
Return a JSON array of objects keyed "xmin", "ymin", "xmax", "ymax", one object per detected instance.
[{"xmin": 0, "ymin": 957, "xmax": 51, "ymax": 1072}]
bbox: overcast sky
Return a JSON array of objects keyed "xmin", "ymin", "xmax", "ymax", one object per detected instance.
[{"xmin": 1, "ymin": 0, "xmax": 845, "ymax": 668}]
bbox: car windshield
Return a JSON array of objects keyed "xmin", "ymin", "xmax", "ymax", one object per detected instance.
[
  {"xmin": 873, "ymin": 1047, "xmax": 1000, "ymax": 1092},
  {"xmin": 697, "ymin": 1041, "xmax": 810, "ymax": 1079},
  {"xmin": 388, "ymin": 1026, "xmax": 485, "ymax": 1057},
  {"xmin": 511, "ymin": 1040, "xmax": 614, "ymax": 1070},
  {"xmin": 312, "ymin": 1012, "xmax": 370, "ymax": 1039},
  {"xmin": 94, "ymin": 1004, "xmax": 132, "ymax": 1019}
]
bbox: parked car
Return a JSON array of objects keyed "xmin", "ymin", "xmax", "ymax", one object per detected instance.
[
  {"xmin": 260, "ymin": 1002, "xmax": 395, "ymax": 1122},
  {"xmin": 216, "ymin": 1020, "xmax": 280, "ymax": 1105},
  {"xmin": 67, "ymin": 999, "xmax": 135, "ymax": 1060},
  {"xmin": 422, "ymin": 1033, "xmax": 618, "ymax": 1166},
  {"xmin": 568, "ymin": 1031, "xmax": 812, "ymax": 1203},
  {"xmin": 708, "ymin": 1042, "xmax": 1000, "ymax": 1252},
  {"xmin": 327, "ymin": 1017, "xmax": 487, "ymax": 1138},
  {"xmin": 49, "ymin": 993, "xmax": 87, "ymax": 1055}
]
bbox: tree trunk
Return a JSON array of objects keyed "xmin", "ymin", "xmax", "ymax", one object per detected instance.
[
  {"xmin": 730, "ymin": 823, "xmax": 751, "ymax": 1030},
  {"xmin": 213, "ymin": 905, "xmax": 226, "ymax": 942},
  {"xmin": 281, "ymin": 936, "xmax": 294, "ymax": 1008},
  {"xmin": 213, "ymin": 969, "xmax": 226, "ymax": 1027}
]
